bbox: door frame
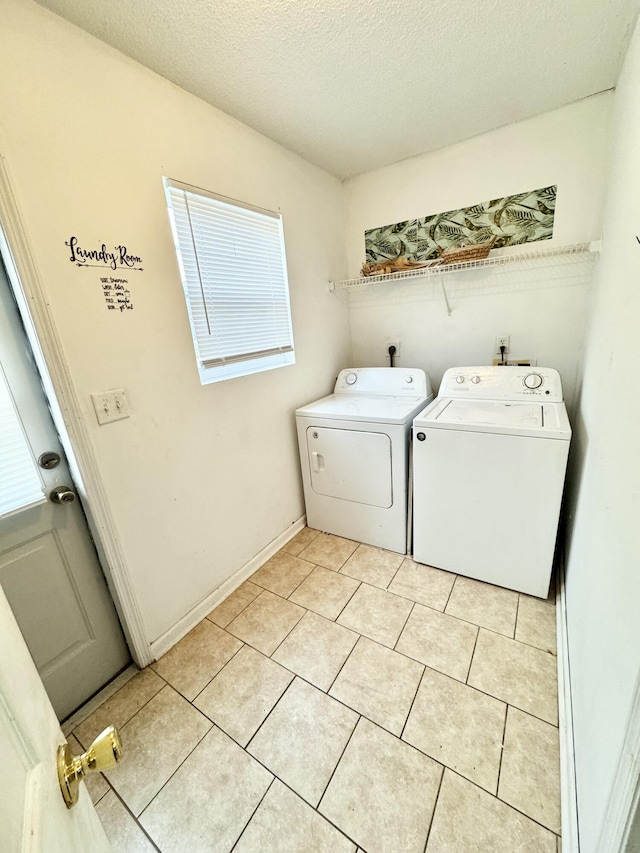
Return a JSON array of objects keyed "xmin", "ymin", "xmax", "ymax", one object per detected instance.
[{"xmin": 0, "ymin": 151, "xmax": 151, "ymax": 668}]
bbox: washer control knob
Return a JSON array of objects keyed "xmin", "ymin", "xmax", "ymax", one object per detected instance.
[
  {"xmin": 456, "ymin": 375, "xmax": 465, "ymax": 384},
  {"xmin": 471, "ymin": 375, "xmax": 480, "ymax": 384},
  {"xmin": 523, "ymin": 373, "xmax": 543, "ymax": 390},
  {"xmin": 416, "ymin": 432, "xmax": 426, "ymax": 441},
  {"xmin": 405, "ymin": 376, "xmax": 414, "ymax": 384},
  {"xmin": 345, "ymin": 372, "xmax": 357, "ymax": 385}
]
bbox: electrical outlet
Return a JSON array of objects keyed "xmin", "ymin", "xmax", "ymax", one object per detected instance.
[
  {"xmin": 495, "ymin": 335, "xmax": 510, "ymax": 354},
  {"xmin": 386, "ymin": 340, "xmax": 401, "ymax": 362},
  {"xmin": 91, "ymin": 389, "xmax": 130, "ymax": 425}
]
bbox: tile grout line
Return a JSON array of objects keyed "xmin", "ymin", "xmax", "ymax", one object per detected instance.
[
  {"xmin": 332, "ymin": 579, "xmax": 363, "ymax": 623},
  {"xmin": 476, "ymin": 621, "xmax": 559, "ymax": 651},
  {"xmin": 422, "ymin": 763, "xmax": 446, "ymax": 853},
  {"xmin": 325, "ymin": 634, "xmax": 363, "ymax": 694},
  {"xmin": 393, "ymin": 600, "xmax": 416, "ymax": 652},
  {"xmin": 316, "ymin": 714, "xmax": 362, "ymax": 812},
  {"xmin": 385, "ymin": 554, "xmax": 406, "ymax": 591},
  {"xmin": 91, "ymin": 785, "xmax": 109, "ymax": 808},
  {"xmin": 287, "ymin": 526, "xmax": 322, "ymax": 557},
  {"xmin": 72, "ymin": 678, "xmax": 168, "ymax": 749},
  {"xmin": 283, "ymin": 560, "xmax": 321, "ymax": 600},
  {"xmin": 189, "ymin": 660, "xmax": 296, "ymax": 748},
  {"xmin": 493, "ymin": 706, "xmax": 562, "ymax": 836},
  {"xmin": 378, "ymin": 585, "xmax": 453, "ymax": 612},
  {"xmin": 248, "ymin": 772, "xmax": 363, "ymax": 851},
  {"xmin": 446, "ymin": 765, "xmax": 561, "ymax": 837},
  {"xmin": 465, "ymin": 628, "xmax": 559, "ymax": 726},
  {"xmin": 224, "ymin": 586, "xmax": 308, "ymax": 655},
  {"xmin": 206, "ymin": 583, "xmax": 264, "ymax": 630},
  {"xmin": 514, "ymin": 593, "xmax": 521, "ymax": 640},
  {"xmin": 399, "ymin": 661, "xmax": 426, "ymax": 742},
  {"xmin": 228, "ymin": 776, "xmax": 277, "ymax": 853},
  {"xmin": 266, "ymin": 605, "xmax": 308, "ymax": 659},
  {"xmin": 464, "ymin": 626, "xmax": 481, "ymax": 684},
  {"xmin": 261, "ymin": 556, "xmax": 320, "ymax": 601},
  {"xmin": 495, "ymin": 703, "xmax": 510, "ymax": 797},
  {"xmin": 224, "ymin": 713, "xmax": 363, "ymax": 849},
  {"xmin": 135, "ymin": 724, "xmax": 214, "ymax": 821},
  {"xmin": 190, "ymin": 641, "xmax": 247, "ymax": 704},
  {"xmin": 442, "ymin": 574, "xmax": 459, "ymax": 612},
  {"xmin": 244, "ymin": 675, "xmax": 299, "ymax": 751},
  {"xmin": 101, "ymin": 780, "xmax": 163, "ymax": 852}
]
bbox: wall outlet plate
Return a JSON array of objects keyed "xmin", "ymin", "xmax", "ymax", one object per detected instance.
[
  {"xmin": 386, "ymin": 340, "xmax": 401, "ymax": 361},
  {"xmin": 495, "ymin": 335, "xmax": 510, "ymax": 354},
  {"xmin": 91, "ymin": 389, "xmax": 130, "ymax": 425}
]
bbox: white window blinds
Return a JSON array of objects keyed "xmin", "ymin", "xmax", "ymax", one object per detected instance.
[
  {"xmin": 164, "ymin": 179, "xmax": 295, "ymax": 384},
  {"xmin": 0, "ymin": 365, "xmax": 43, "ymax": 518}
]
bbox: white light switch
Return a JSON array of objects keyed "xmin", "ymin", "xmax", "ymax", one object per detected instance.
[{"xmin": 91, "ymin": 389, "xmax": 130, "ymax": 425}]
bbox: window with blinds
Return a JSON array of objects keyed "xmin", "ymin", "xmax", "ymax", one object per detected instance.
[
  {"xmin": 163, "ymin": 179, "xmax": 295, "ymax": 384},
  {"xmin": 0, "ymin": 365, "xmax": 43, "ymax": 518}
]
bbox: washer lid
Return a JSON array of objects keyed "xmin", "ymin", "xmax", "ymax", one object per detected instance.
[
  {"xmin": 440, "ymin": 400, "xmax": 543, "ymax": 427},
  {"xmin": 413, "ymin": 398, "xmax": 571, "ymax": 439},
  {"xmin": 296, "ymin": 392, "xmax": 430, "ymax": 425}
]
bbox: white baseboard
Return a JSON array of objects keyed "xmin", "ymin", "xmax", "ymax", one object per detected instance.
[
  {"xmin": 557, "ymin": 557, "xmax": 580, "ymax": 852},
  {"xmin": 596, "ymin": 671, "xmax": 640, "ymax": 853},
  {"xmin": 149, "ymin": 516, "xmax": 307, "ymax": 661}
]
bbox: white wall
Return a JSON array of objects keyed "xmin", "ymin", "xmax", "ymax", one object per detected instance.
[
  {"xmin": 563, "ymin": 17, "xmax": 640, "ymax": 850},
  {"xmin": 343, "ymin": 95, "xmax": 613, "ymax": 410},
  {"xmin": 0, "ymin": 0, "xmax": 349, "ymax": 645}
]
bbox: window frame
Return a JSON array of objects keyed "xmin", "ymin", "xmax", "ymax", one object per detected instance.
[{"xmin": 163, "ymin": 178, "xmax": 295, "ymax": 385}]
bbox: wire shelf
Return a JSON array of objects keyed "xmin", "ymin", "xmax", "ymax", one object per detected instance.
[{"xmin": 329, "ymin": 241, "xmax": 601, "ymax": 291}]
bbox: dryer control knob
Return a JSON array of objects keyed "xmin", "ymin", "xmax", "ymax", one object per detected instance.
[
  {"xmin": 345, "ymin": 372, "xmax": 357, "ymax": 385},
  {"xmin": 416, "ymin": 432, "xmax": 426, "ymax": 441},
  {"xmin": 471, "ymin": 375, "xmax": 480, "ymax": 384},
  {"xmin": 523, "ymin": 373, "xmax": 543, "ymax": 389},
  {"xmin": 456, "ymin": 375, "xmax": 465, "ymax": 384},
  {"xmin": 405, "ymin": 376, "xmax": 414, "ymax": 383}
]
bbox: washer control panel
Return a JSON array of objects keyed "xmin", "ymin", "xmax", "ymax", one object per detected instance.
[
  {"xmin": 438, "ymin": 366, "xmax": 563, "ymax": 402},
  {"xmin": 335, "ymin": 367, "xmax": 431, "ymax": 398}
]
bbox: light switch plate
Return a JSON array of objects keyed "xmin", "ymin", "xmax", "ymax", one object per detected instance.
[{"xmin": 91, "ymin": 389, "xmax": 130, "ymax": 425}]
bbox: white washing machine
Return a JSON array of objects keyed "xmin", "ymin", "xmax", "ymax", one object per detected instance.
[
  {"xmin": 412, "ymin": 366, "xmax": 571, "ymax": 598},
  {"xmin": 296, "ymin": 368, "xmax": 433, "ymax": 554}
]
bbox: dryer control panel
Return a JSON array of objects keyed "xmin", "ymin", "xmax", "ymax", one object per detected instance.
[
  {"xmin": 439, "ymin": 366, "xmax": 564, "ymax": 402},
  {"xmin": 335, "ymin": 367, "xmax": 431, "ymax": 398}
]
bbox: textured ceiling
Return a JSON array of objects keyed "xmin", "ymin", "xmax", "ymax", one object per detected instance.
[{"xmin": 34, "ymin": 0, "xmax": 640, "ymax": 179}]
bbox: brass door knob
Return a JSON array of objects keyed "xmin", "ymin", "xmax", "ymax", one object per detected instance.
[{"xmin": 57, "ymin": 725, "xmax": 123, "ymax": 808}]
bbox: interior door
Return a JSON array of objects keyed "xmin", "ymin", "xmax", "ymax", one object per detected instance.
[
  {"xmin": 0, "ymin": 583, "xmax": 111, "ymax": 853},
  {"xmin": 0, "ymin": 258, "xmax": 129, "ymax": 720}
]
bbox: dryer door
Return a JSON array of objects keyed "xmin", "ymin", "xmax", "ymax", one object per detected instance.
[{"xmin": 306, "ymin": 427, "xmax": 392, "ymax": 508}]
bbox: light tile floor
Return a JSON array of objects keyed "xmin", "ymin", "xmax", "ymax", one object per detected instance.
[{"xmin": 65, "ymin": 528, "xmax": 561, "ymax": 852}]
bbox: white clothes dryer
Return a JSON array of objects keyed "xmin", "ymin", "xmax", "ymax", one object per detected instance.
[
  {"xmin": 412, "ymin": 366, "xmax": 571, "ymax": 598},
  {"xmin": 296, "ymin": 368, "xmax": 433, "ymax": 554}
]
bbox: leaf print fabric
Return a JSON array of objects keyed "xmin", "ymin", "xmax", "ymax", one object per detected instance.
[{"xmin": 364, "ymin": 185, "xmax": 556, "ymax": 263}]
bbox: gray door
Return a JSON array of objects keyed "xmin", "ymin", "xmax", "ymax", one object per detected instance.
[{"xmin": 0, "ymin": 259, "xmax": 129, "ymax": 720}]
